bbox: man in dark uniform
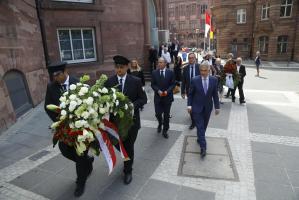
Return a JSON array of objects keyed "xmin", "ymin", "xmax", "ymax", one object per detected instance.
[
  {"xmin": 105, "ymin": 55, "xmax": 147, "ymax": 185},
  {"xmin": 151, "ymin": 57, "xmax": 176, "ymax": 138},
  {"xmin": 181, "ymin": 53, "xmax": 200, "ymax": 130},
  {"xmin": 44, "ymin": 62, "xmax": 94, "ymax": 197}
]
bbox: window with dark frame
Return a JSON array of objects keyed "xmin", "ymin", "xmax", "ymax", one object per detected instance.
[
  {"xmin": 57, "ymin": 28, "xmax": 96, "ymax": 63},
  {"xmin": 258, "ymin": 36, "xmax": 269, "ymax": 54},
  {"xmin": 277, "ymin": 35, "xmax": 288, "ymax": 53},
  {"xmin": 243, "ymin": 38, "xmax": 249, "ymax": 51},
  {"xmin": 280, "ymin": 0, "xmax": 292, "ymax": 17}
]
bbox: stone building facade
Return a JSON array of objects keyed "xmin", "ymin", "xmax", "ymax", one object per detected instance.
[
  {"xmin": 0, "ymin": 0, "xmax": 167, "ymax": 133},
  {"xmin": 0, "ymin": 0, "xmax": 48, "ymax": 132},
  {"xmin": 211, "ymin": 0, "xmax": 299, "ymax": 61},
  {"xmin": 167, "ymin": 0, "xmax": 212, "ymax": 48},
  {"xmin": 41, "ymin": 0, "xmax": 167, "ymax": 77}
]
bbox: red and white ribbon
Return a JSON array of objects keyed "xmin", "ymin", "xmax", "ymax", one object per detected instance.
[{"xmin": 102, "ymin": 119, "xmax": 130, "ymax": 161}]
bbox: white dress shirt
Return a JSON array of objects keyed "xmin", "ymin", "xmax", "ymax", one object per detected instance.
[
  {"xmin": 62, "ymin": 75, "xmax": 70, "ymax": 90},
  {"xmin": 117, "ymin": 73, "xmax": 127, "ymax": 92}
]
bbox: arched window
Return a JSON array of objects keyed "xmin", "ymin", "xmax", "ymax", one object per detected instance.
[
  {"xmin": 258, "ymin": 36, "xmax": 269, "ymax": 54},
  {"xmin": 3, "ymin": 70, "xmax": 32, "ymax": 118}
]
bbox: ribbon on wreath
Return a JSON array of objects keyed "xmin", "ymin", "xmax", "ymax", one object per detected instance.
[{"xmin": 92, "ymin": 119, "xmax": 130, "ymax": 174}]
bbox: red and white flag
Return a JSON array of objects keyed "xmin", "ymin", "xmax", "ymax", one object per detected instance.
[{"xmin": 205, "ymin": 12, "xmax": 211, "ymax": 38}]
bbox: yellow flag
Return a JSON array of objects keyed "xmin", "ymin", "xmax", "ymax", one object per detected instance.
[{"xmin": 210, "ymin": 31, "xmax": 213, "ymax": 39}]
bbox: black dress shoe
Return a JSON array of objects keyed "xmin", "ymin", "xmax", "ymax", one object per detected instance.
[
  {"xmin": 240, "ymin": 100, "xmax": 246, "ymax": 104},
  {"xmin": 157, "ymin": 125, "xmax": 162, "ymax": 133},
  {"xmin": 74, "ymin": 184, "xmax": 85, "ymax": 197},
  {"xmin": 200, "ymin": 149, "xmax": 206, "ymax": 158},
  {"xmin": 124, "ymin": 173, "xmax": 132, "ymax": 185},
  {"xmin": 162, "ymin": 131, "xmax": 169, "ymax": 139},
  {"xmin": 189, "ymin": 124, "xmax": 195, "ymax": 130}
]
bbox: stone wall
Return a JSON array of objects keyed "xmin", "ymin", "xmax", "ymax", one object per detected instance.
[{"xmin": 0, "ymin": 0, "xmax": 47, "ymax": 132}]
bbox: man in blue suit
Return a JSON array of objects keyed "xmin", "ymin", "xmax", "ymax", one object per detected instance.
[
  {"xmin": 151, "ymin": 57, "xmax": 176, "ymax": 138},
  {"xmin": 181, "ymin": 53, "xmax": 200, "ymax": 130},
  {"xmin": 188, "ymin": 61, "xmax": 220, "ymax": 158}
]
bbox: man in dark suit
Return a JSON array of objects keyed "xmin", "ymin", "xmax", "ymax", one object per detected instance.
[
  {"xmin": 105, "ymin": 55, "xmax": 147, "ymax": 185},
  {"xmin": 171, "ymin": 39, "xmax": 180, "ymax": 62},
  {"xmin": 44, "ymin": 62, "xmax": 94, "ymax": 197},
  {"xmin": 231, "ymin": 57, "xmax": 246, "ymax": 104},
  {"xmin": 148, "ymin": 46, "xmax": 158, "ymax": 73},
  {"xmin": 181, "ymin": 53, "xmax": 200, "ymax": 130},
  {"xmin": 151, "ymin": 57, "xmax": 176, "ymax": 139},
  {"xmin": 188, "ymin": 61, "xmax": 220, "ymax": 158}
]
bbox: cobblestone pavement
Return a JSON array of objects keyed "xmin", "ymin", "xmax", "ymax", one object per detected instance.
[{"xmin": 0, "ymin": 68, "xmax": 299, "ymax": 200}]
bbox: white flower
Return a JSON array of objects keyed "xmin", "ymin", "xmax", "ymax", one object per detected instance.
[
  {"xmin": 77, "ymin": 99, "xmax": 82, "ymax": 105},
  {"xmin": 76, "ymin": 83, "xmax": 82, "ymax": 86},
  {"xmin": 89, "ymin": 108, "xmax": 95, "ymax": 115},
  {"xmin": 82, "ymin": 120, "xmax": 89, "ymax": 128},
  {"xmin": 115, "ymin": 100, "xmax": 119, "ymax": 106},
  {"xmin": 101, "ymin": 87, "xmax": 108, "ymax": 94},
  {"xmin": 111, "ymin": 88, "xmax": 116, "ymax": 93},
  {"xmin": 60, "ymin": 115, "xmax": 66, "ymax": 120},
  {"xmin": 93, "ymin": 91, "xmax": 99, "ymax": 97},
  {"xmin": 80, "ymin": 87, "xmax": 89, "ymax": 94},
  {"xmin": 60, "ymin": 102, "xmax": 66, "ymax": 109},
  {"xmin": 69, "ymin": 101, "xmax": 78, "ymax": 112},
  {"xmin": 69, "ymin": 94, "xmax": 77, "ymax": 100},
  {"xmin": 63, "ymin": 91, "xmax": 69, "ymax": 96},
  {"xmin": 78, "ymin": 91, "xmax": 84, "ymax": 96},
  {"xmin": 125, "ymin": 104, "xmax": 128, "ymax": 110},
  {"xmin": 99, "ymin": 108, "xmax": 106, "ymax": 114},
  {"xmin": 75, "ymin": 120, "xmax": 83, "ymax": 128},
  {"xmin": 59, "ymin": 96, "xmax": 66, "ymax": 102},
  {"xmin": 61, "ymin": 110, "xmax": 67, "ymax": 116},
  {"xmin": 98, "ymin": 88, "xmax": 102, "ymax": 93},
  {"xmin": 81, "ymin": 111, "xmax": 90, "ymax": 119},
  {"xmin": 69, "ymin": 123, "xmax": 74, "ymax": 129},
  {"xmin": 69, "ymin": 84, "xmax": 76, "ymax": 90},
  {"xmin": 69, "ymin": 114, "xmax": 73, "ymax": 119},
  {"xmin": 86, "ymin": 97, "xmax": 94, "ymax": 105},
  {"xmin": 51, "ymin": 121, "xmax": 61, "ymax": 129},
  {"xmin": 112, "ymin": 93, "xmax": 116, "ymax": 100}
]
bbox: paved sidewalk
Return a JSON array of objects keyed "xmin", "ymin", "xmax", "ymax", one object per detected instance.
[{"xmin": 1, "ymin": 68, "xmax": 299, "ymax": 200}]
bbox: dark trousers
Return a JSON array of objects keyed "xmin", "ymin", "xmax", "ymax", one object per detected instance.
[
  {"xmin": 155, "ymin": 101, "xmax": 172, "ymax": 131},
  {"xmin": 232, "ymin": 81, "xmax": 245, "ymax": 101},
  {"xmin": 149, "ymin": 60, "xmax": 156, "ymax": 72},
  {"xmin": 173, "ymin": 51, "xmax": 178, "ymax": 62},
  {"xmin": 122, "ymin": 127, "xmax": 139, "ymax": 174},
  {"xmin": 190, "ymin": 113, "xmax": 195, "ymax": 126},
  {"xmin": 58, "ymin": 142, "xmax": 92, "ymax": 185},
  {"xmin": 192, "ymin": 109, "xmax": 211, "ymax": 150}
]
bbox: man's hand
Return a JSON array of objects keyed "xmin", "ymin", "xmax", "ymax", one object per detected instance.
[
  {"xmin": 158, "ymin": 90, "xmax": 163, "ymax": 96},
  {"xmin": 215, "ymin": 109, "xmax": 220, "ymax": 115},
  {"xmin": 163, "ymin": 91, "xmax": 168, "ymax": 96},
  {"xmin": 187, "ymin": 107, "xmax": 192, "ymax": 114},
  {"xmin": 181, "ymin": 93, "xmax": 186, "ymax": 99}
]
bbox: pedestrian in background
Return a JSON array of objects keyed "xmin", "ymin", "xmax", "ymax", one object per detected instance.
[
  {"xmin": 148, "ymin": 46, "xmax": 157, "ymax": 73},
  {"xmin": 225, "ymin": 53, "xmax": 235, "ymax": 98},
  {"xmin": 181, "ymin": 53, "xmax": 200, "ymax": 130},
  {"xmin": 255, "ymin": 51, "xmax": 261, "ymax": 77},
  {"xmin": 128, "ymin": 59, "xmax": 146, "ymax": 111},
  {"xmin": 231, "ymin": 57, "xmax": 246, "ymax": 104},
  {"xmin": 213, "ymin": 58, "xmax": 224, "ymax": 104},
  {"xmin": 151, "ymin": 57, "xmax": 176, "ymax": 139},
  {"xmin": 161, "ymin": 47, "xmax": 171, "ymax": 68}
]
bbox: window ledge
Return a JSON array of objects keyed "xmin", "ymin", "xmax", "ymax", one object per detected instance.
[{"xmin": 41, "ymin": 1, "xmax": 104, "ymax": 12}]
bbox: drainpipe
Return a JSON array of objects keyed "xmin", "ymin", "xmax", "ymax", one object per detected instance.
[{"xmin": 35, "ymin": 0, "xmax": 50, "ymax": 66}]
